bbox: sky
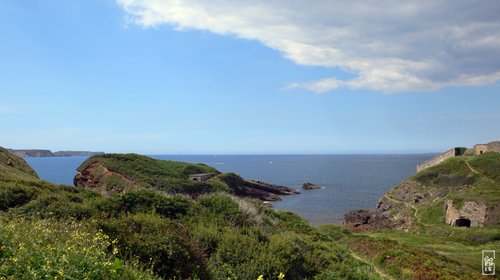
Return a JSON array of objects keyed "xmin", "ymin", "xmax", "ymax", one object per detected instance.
[{"xmin": 1, "ymin": 0, "xmax": 500, "ymax": 154}]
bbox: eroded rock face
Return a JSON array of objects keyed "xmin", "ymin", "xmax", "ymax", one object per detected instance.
[
  {"xmin": 74, "ymin": 162, "xmax": 139, "ymax": 196},
  {"xmin": 225, "ymin": 179, "xmax": 300, "ymax": 201},
  {"xmin": 445, "ymin": 200, "xmax": 488, "ymax": 227},
  {"xmin": 343, "ymin": 209, "xmax": 394, "ymax": 232}
]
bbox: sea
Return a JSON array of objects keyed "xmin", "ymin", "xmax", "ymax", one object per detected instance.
[{"xmin": 25, "ymin": 154, "xmax": 434, "ymax": 225}]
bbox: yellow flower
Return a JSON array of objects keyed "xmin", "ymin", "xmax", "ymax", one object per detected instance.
[
  {"xmin": 278, "ymin": 272, "xmax": 285, "ymax": 280},
  {"xmin": 257, "ymin": 275, "xmax": 265, "ymax": 280}
]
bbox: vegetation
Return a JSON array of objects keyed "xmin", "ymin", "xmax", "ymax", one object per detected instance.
[
  {"xmin": 1, "ymin": 148, "xmax": 499, "ymax": 279},
  {"xmin": 358, "ymin": 152, "xmax": 500, "ymax": 278},
  {"xmin": 77, "ymin": 153, "xmax": 221, "ymax": 194},
  {"xmin": 0, "ymin": 148, "xmax": 381, "ymax": 279}
]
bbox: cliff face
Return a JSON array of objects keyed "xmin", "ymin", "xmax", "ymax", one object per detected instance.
[
  {"xmin": 345, "ymin": 151, "xmax": 500, "ymax": 231},
  {"xmin": 74, "ymin": 153, "xmax": 299, "ymax": 200},
  {"xmin": 74, "ymin": 162, "xmax": 140, "ymax": 196}
]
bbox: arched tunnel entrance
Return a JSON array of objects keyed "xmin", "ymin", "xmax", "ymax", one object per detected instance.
[{"xmin": 454, "ymin": 217, "xmax": 471, "ymax": 227}]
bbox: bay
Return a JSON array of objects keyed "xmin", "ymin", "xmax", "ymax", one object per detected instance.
[{"xmin": 25, "ymin": 154, "xmax": 434, "ymax": 225}]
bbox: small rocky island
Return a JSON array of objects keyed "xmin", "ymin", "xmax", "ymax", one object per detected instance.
[{"xmin": 302, "ymin": 182, "xmax": 320, "ymax": 190}]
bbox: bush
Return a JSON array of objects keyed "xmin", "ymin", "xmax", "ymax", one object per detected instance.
[
  {"xmin": 0, "ymin": 184, "xmax": 39, "ymax": 210},
  {"xmin": 98, "ymin": 213, "xmax": 207, "ymax": 279},
  {"xmin": 119, "ymin": 189, "xmax": 192, "ymax": 219},
  {"xmin": 0, "ymin": 216, "xmax": 157, "ymax": 279},
  {"xmin": 12, "ymin": 193, "xmax": 95, "ymax": 220},
  {"xmin": 194, "ymin": 193, "xmax": 244, "ymax": 225}
]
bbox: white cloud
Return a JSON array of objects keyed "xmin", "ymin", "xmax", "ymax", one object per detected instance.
[{"xmin": 117, "ymin": 0, "xmax": 500, "ymax": 93}]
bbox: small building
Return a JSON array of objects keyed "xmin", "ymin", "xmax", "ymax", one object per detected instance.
[
  {"xmin": 473, "ymin": 141, "xmax": 500, "ymax": 155},
  {"xmin": 189, "ymin": 173, "xmax": 214, "ymax": 182}
]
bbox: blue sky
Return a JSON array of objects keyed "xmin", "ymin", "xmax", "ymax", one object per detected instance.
[{"xmin": 1, "ymin": 0, "xmax": 500, "ymax": 154}]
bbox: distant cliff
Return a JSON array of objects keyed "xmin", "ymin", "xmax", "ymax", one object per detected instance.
[{"xmin": 9, "ymin": 149, "xmax": 104, "ymax": 158}]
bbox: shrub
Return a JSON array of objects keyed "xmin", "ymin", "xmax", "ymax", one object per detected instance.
[
  {"xmin": 119, "ymin": 189, "xmax": 192, "ymax": 219},
  {"xmin": 0, "ymin": 216, "xmax": 157, "ymax": 279},
  {"xmin": 98, "ymin": 213, "xmax": 207, "ymax": 279},
  {"xmin": 0, "ymin": 184, "xmax": 39, "ymax": 210}
]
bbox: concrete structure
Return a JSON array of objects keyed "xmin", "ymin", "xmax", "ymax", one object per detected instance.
[
  {"xmin": 474, "ymin": 141, "xmax": 500, "ymax": 155},
  {"xmin": 445, "ymin": 200, "xmax": 487, "ymax": 227},
  {"xmin": 188, "ymin": 173, "xmax": 214, "ymax": 182},
  {"xmin": 416, "ymin": 147, "xmax": 466, "ymax": 172}
]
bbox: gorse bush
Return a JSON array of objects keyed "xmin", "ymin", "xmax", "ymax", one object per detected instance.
[
  {"xmin": 0, "ymin": 216, "xmax": 157, "ymax": 280},
  {"xmin": 119, "ymin": 190, "xmax": 192, "ymax": 218},
  {"xmin": 97, "ymin": 213, "xmax": 208, "ymax": 279}
]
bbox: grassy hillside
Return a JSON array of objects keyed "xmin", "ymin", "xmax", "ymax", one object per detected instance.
[
  {"xmin": 0, "ymin": 147, "xmax": 385, "ymax": 279},
  {"xmin": 76, "ymin": 154, "xmax": 297, "ymax": 200},
  {"xmin": 78, "ymin": 154, "xmax": 220, "ymax": 180},
  {"xmin": 353, "ymin": 152, "xmax": 500, "ymax": 278},
  {"xmin": 2, "ymin": 147, "xmax": 496, "ymax": 279}
]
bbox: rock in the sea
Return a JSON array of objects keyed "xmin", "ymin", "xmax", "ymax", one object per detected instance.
[{"xmin": 302, "ymin": 182, "xmax": 320, "ymax": 190}]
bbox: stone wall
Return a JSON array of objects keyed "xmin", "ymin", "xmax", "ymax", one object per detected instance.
[
  {"xmin": 474, "ymin": 141, "xmax": 500, "ymax": 155},
  {"xmin": 445, "ymin": 200, "xmax": 488, "ymax": 227},
  {"xmin": 416, "ymin": 148, "xmax": 465, "ymax": 172}
]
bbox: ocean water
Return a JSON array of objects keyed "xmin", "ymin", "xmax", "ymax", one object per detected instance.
[{"xmin": 25, "ymin": 154, "xmax": 434, "ymax": 225}]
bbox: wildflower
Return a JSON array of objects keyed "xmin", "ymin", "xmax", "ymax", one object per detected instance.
[
  {"xmin": 257, "ymin": 275, "xmax": 264, "ymax": 280},
  {"xmin": 278, "ymin": 272, "xmax": 285, "ymax": 280}
]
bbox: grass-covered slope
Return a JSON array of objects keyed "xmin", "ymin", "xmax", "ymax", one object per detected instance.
[
  {"xmin": 2, "ymin": 146, "xmax": 493, "ymax": 279},
  {"xmin": 75, "ymin": 153, "xmax": 221, "ymax": 195},
  {"xmin": 346, "ymin": 152, "xmax": 500, "ymax": 279},
  {"xmin": 0, "ymin": 147, "xmax": 385, "ymax": 279},
  {"xmin": 0, "ymin": 146, "xmax": 38, "ymax": 179},
  {"xmin": 75, "ymin": 153, "xmax": 298, "ymax": 200},
  {"xmin": 379, "ymin": 152, "xmax": 500, "ymax": 227},
  {"xmin": 77, "ymin": 153, "xmax": 219, "ymax": 181}
]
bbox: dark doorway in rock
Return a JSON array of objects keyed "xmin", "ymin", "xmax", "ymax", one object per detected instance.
[{"xmin": 455, "ymin": 218, "xmax": 471, "ymax": 227}]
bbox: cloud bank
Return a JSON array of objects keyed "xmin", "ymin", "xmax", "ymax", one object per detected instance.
[{"xmin": 117, "ymin": 0, "xmax": 500, "ymax": 93}]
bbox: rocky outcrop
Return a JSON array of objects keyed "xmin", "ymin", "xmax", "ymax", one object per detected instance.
[
  {"xmin": 345, "ymin": 146, "xmax": 500, "ymax": 231},
  {"xmin": 343, "ymin": 209, "xmax": 394, "ymax": 232},
  {"xmin": 445, "ymin": 200, "xmax": 488, "ymax": 227},
  {"xmin": 247, "ymin": 180, "xmax": 300, "ymax": 196},
  {"xmin": 219, "ymin": 175, "xmax": 300, "ymax": 201},
  {"xmin": 74, "ymin": 154, "xmax": 300, "ymax": 201},
  {"xmin": 74, "ymin": 162, "xmax": 139, "ymax": 196},
  {"xmin": 302, "ymin": 182, "xmax": 320, "ymax": 190}
]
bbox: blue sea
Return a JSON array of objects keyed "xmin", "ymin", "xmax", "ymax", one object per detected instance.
[{"xmin": 25, "ymin": 154, "xmax": 433, "ymax": 225}]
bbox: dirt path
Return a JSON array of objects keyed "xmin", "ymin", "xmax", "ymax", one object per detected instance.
[
  {"xmin": 350, "ymin": 251, "xmax": 394, "ymax": 280},
  {"xmin": 465, "ymin": 160, "xmax": 479, "ymax": 174}
]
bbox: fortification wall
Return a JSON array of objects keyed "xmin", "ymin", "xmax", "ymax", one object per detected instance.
[
  {"xmin": 474, "ymin": 141, "xmax": 500, "ymax": 155},
  {"xmin": 416, "ymin": 148, "xmax": 456, "ymax": 172}
]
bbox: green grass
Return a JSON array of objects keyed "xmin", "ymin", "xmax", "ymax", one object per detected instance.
[
  {"xmin": 77, "ymin": 153, "xmax": 223, "ymax": 195},
  {"xmin": 0, "ymin": 147, "xmax": 384, "ymax": 279},
  {"xmin": 3, "ymin": 147, "xmax": 500, "ymax": 279}
]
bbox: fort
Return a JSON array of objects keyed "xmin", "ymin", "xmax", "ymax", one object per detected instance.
[
  {"xmin": 416, "ymin": 141, "xmax": 500, "ymax": 172},
  {"xmin": 416, "ymin": 147, "xmax": 466, "ymax": 172}
]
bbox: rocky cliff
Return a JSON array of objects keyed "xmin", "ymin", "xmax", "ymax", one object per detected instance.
[
  {"xmin": 75, "ymin": 153, "xmax": 299, "ymax": 200},
  {"xmin": 344, "ymin": 151, "xmax": 500, "ymax": 231}
]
